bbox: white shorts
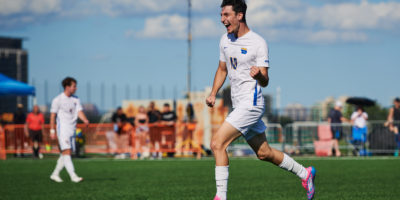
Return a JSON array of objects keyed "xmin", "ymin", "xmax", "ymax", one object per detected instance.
[
  {"xmin": 225, "ymin": 106, "xmax": 267, "ymax": 140},
  {"xmin": 136, "ymin": 126, "xmax": 149, "ymax": 134},
  {"xmin": 57, "ymin": 126, "xmax": 75, "ymax": 151}
]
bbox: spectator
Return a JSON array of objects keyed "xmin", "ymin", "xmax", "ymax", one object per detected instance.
[
  {"xmin": 111, "ymin": 107, "xmax": 130, "ymax": 159},
  {"xmin": 25, "ymin": 105, "xmax": 45, "ymax": 159},
  {"xmin": 115, "ymin": 117, "xmax": 132, "ymax": 159},
  {"xmin": 14, "ymin": 104, "xmax": 26, "ymax": 124},
  {"xmin": 147, "ymin": 101, "xmax": 161, "ymax": 123},
  {"xmin": 13, "ymin": 103, "xmax": 26, "ymax": 157},
  {"xmin": 184, "ymin": 103, "xmax": 196, "ymax": 123},
  {"xmin": 112, "ymin": 107, "xmax": 127, "ymax": 135},
  {"xmin": 387, "ymin": 97, "xmax": 400, "ymax": 156},
  {"xmin": 161, "ymin": 103, "xmax": 177, "ymax": 125},
  {"xmin": 387, "ymin": 98, "xmax": 400, "ymax": 129},
  {"xmin": 135, "ymin": 106, "xmax": 150, "ymax": 159},
  {"xmin": 147, "ymin": 101, "xmax": 161, "ymax": 159},
  {"xmin": 182, "ymin": 103, "xmax": 197, "ymax": 155},
  {"xmin": 350, "ymin": 107, "xmax": 368, "ymax": 156},
  {"xmin": 327, "ymin": 101, "xmax": 347, "ymax": 157},
  {"xmin": 161, "ymin": 103, "xmax": 177, "ymax": 157}
]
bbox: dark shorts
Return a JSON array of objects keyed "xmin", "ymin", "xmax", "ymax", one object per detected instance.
[
  {"xmin": 149, "ymin": 127, "xmax": 161, "ymax": 143},
  {"xmin": 29, "ymin": 130, "xmax": 43, "ymax": 142},
  {"xmin": 331, "ymin": 126, "xmax": 343, "ymax": 140}
]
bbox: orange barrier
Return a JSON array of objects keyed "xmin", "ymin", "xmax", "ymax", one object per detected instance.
[
  {"xmin": 1, "ymin": 122, "xmax": 201, "ymax": 160},
  {"xmin": 0, "ymin": 126, "xmax": 5, "ymax": 160}
]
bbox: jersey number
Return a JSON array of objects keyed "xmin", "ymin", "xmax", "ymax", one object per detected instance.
[{"xmin": 230, "ymin": 57, "xmax": 238, "ymax": 70}]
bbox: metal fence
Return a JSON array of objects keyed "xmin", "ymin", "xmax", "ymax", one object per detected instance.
[{"xmin": 282, "ymin": 121, "xmax": 400, "ymax": 156}]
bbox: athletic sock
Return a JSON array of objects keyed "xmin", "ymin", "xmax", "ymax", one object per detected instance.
[
  {"xmin": 278, "ymin": 153, "xmax": 308, "ymax": 180},
  {"xmin": 51, "ymin": 156, "xmax": 64, "ymax": 176},
  {"xmin": 35, "ymin": 147, "xmax": 40, "ymax": 157},
  {"xmin": 32, "ymin": 147, "xmax": 38, "ymax": 157},
  {"xmin": 62, "ymin": 155, "xmax": 78, "ymax": 178},
  {"xmin": 215, "ymin": 166, "xmax": 229, "ymax": 200}
]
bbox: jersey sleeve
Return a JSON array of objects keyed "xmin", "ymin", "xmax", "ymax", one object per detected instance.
[
  {"xmin": 76, "ymin": 98, "xmax": 83, "ymax": 112},
  {"xmin": 50, "ymin": 97, "xmax": 60, "ymax": 114},
  {"xmin": 256, "ymin": 40, "xmax": 270, "ymax": 67},
  {"xmin": 219, "ymin": 36, "xmax": 226, "ymax": 62}
]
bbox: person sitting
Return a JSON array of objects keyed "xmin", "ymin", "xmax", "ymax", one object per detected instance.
[
  {"xmin": 135, "ymin": 106, "xmax": 150, "ymax": 159},
  {"xmin": 112, "ymin": 107, "xmax": 129, "ymax": 158},
  {"xmin": 350, "ymin": 106, "xmax": 368, "ymax": 156}
]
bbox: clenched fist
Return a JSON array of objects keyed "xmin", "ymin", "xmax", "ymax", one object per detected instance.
[
  {"xmin": 250, "ymin": 66, "xmax": 262, "ymax": 79},
  {"xmin": 206, "ymin": 95, "xmax": 216, "ymax": 107}
]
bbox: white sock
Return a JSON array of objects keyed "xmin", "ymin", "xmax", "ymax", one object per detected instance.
[
  {"xmin": 215, "ymin": 166, "xmax": 229, "ymax": 200},
  {"xmin": 62, "ymin": 155, "xmax": 78, "ymax": 178},
  {"xmin": 279, "ymin": 153, "xmax": 308, "ymax": 180},
  {"xmin": 51, "ymin": 156, "xmax": 64, "ymax": 176}
]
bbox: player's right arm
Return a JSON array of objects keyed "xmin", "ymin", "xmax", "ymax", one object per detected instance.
[
  {"xmin": 206, "ymin": 61, "xmax": 227, "ymax": 107},
  {"xmin": 50, "ymin": 113, "xmax": 57, "ymax": 139},
  {"xmin": 49, "ymin": 97, "xmax": 59, "ymax": 140}
]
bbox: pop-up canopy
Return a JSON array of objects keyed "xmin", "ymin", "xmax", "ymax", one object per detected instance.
[{"xmin": 0, "ymin": 73, "xmax": 35, "ymax": 96}]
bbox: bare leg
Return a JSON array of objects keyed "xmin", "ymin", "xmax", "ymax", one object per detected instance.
[
  {"xmin": 332, "ymin": 139, "xmax": 341, "ymax": 156},
  {"xmin": 246, "ymin": 133, "xmax": 308, "ymax": 180},
  {"xmin": 210, "ymin": 122, "xmax": 241, "ymax": 200}
]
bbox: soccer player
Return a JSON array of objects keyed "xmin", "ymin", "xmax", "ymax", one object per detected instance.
[
  {"xmin": 205, "ymin": 1, "xmax": 316, "ymax": 199},
  {"xmin": 49, "ymin": 77, "xmax": 89, "ymax": 183}
]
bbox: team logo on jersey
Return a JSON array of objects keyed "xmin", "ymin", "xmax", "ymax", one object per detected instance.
[
  {"xmin": 265, "ymin": 60, "xmax": 269, "ymax": 63},
  {"xmin": 241, "ymin": 48, "xmax": 247, "ymax": 54}
]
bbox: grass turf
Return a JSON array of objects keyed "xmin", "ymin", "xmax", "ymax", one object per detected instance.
[{"xmin": 1, "ymin": 157, "xmax": 400, "ymax": 200}]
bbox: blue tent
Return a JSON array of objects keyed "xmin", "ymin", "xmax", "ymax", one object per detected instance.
[{"xmin": 0, "ymin": 73, "xmax": 35, "ymax": 96}]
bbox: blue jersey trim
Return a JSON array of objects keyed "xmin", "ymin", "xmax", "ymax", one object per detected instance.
[{"xmin": 253, "ymin": 81, "xmax": 258, "ymax": 106}]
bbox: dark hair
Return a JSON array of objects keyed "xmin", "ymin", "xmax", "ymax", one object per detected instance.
[
  {"xmin": 395, "ymin": 98, "xmax": 400, "ymax": 103},
  {"xmin": 164, "ymin": 103, "xmax": 170, "ymax": 107},
  {"xmin": 356, "ymin": 106, "xmax": 364, "ymax": 112},
  {"xmin": 221, "ymin": 0, "xmax": 247, "ymax": 23},
  {"xmin": 62, "ymin": 77, "xmax": 77, "ymax": 89}
]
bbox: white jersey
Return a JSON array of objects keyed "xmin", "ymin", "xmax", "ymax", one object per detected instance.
[
  {"xmin": 50, "ymin": 93, "xmax": 83, "ymax": 136},
  {"xmin": 219, "ymin": 31, "xmax": 270, "ymax": 108}
]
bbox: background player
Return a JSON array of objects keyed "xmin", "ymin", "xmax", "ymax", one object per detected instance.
[
  {"xmin": 206, "ymin": 1, "xmax": 316, "ymax": 199},
  {"xmin": 49, "ymin": 77, "xmax": 89, "ymax": 183}
]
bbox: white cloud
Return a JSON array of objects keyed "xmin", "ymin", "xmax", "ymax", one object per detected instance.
[
  {"xmin": 89, "ymin": 0, "xmax": 184, "ymax": 17},
  {"xmin": 134, "ymin": 14, "xmax": 187, "ymax": 39},
  {"xmin": 1, "ymin": 0, "xmax": 400, "ymax": 43},
  {"xmin": 245, "ymin": 0, "xmax": 400, "ymax": 43},
  {"xmin": 0, "ymin": 0, "xmax": 61, "ymax": 15},
  {"xmin": 132, "ymin": 14, "xmax": 223, "ymax": 39}
]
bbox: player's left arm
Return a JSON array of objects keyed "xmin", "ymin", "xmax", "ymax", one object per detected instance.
[
  {"xmin": 77, "ymin": 99, "xmax": 89, "ymax": 125},
  {"xmin": 250, "ymin": 66, "xmax": 269, "ymax": 87},
  {"xmin": 252, "ymin": 39, "xmax": 270, "ymax": 88},
  {"xmin": 78, "ymin": 111, "xmax": 89, "ymax": 126}
]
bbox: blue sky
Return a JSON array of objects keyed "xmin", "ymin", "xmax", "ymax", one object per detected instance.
[{"xmin": 1, "ymin": 0, "xmax": 399, "ymax": 110}]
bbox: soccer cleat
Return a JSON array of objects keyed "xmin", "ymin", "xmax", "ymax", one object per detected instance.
[
  {"xmin": 50, "ymin": 174, "xmax": 63, "ymax": 183},
  {"xmin": 302, "ymin": 166, "xmax": 316, "ymax": 200},
  {"xmin": 213, "ymin": 196, "xmax": 221, "ymax": 200},
  {"xmin": 71, "ymin": 176, "xmax": 83, "ymax": 183}
]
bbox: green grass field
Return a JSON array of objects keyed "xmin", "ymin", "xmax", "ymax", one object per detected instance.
[{"xmin": 1, "ymin": 157, "xmax": 400, "ymax": 200}]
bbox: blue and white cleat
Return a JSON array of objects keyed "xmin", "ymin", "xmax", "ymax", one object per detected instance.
[{"xmin": 302, "ymin": 166, "xmax": 316, "ymax": 200}]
